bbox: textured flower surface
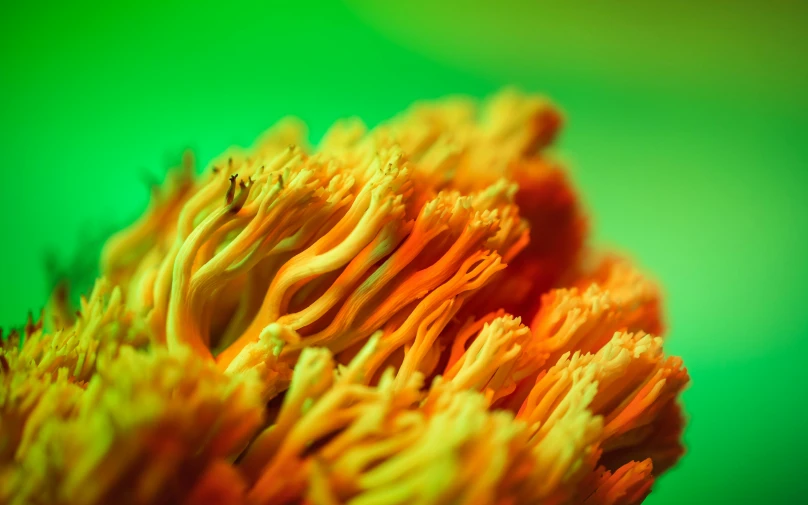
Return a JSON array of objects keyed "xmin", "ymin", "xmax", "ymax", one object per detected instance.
[{"xmin": 0, "ymin": 90, "xmax": 688, "ymax": 505}]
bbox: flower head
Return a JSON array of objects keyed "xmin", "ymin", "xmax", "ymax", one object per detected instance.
[{"xmin": 1, "ymin": 90, "xmax": 688, "ymax": 505}]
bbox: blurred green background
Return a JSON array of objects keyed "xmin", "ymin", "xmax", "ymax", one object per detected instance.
[{"xmin": 1, "ymin": 1, "xmax": 806, "ymax": 503}]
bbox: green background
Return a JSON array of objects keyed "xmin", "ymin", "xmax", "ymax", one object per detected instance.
[{"xmin": 1, "ymin": 1, "xmax": 806, "ymax": 503}]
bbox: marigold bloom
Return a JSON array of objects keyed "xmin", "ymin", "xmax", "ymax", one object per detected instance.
[{"xmin": 0, "ymin": 90, "xmax": 688, "ymax": 505}]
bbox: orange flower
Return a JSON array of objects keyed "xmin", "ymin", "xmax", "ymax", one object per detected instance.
[{"xmin": 0, "ymin": 90, "xmax": 688, "ymax": 505}]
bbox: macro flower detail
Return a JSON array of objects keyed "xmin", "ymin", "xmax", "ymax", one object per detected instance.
[{"xmin": 0, "ymin": 90, "xmax": 688, "ymax": 505}]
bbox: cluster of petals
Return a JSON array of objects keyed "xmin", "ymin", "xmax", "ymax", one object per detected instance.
[{"xmin": 0, "ymin": 90, "xmax": 688, "ymax": 505}]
